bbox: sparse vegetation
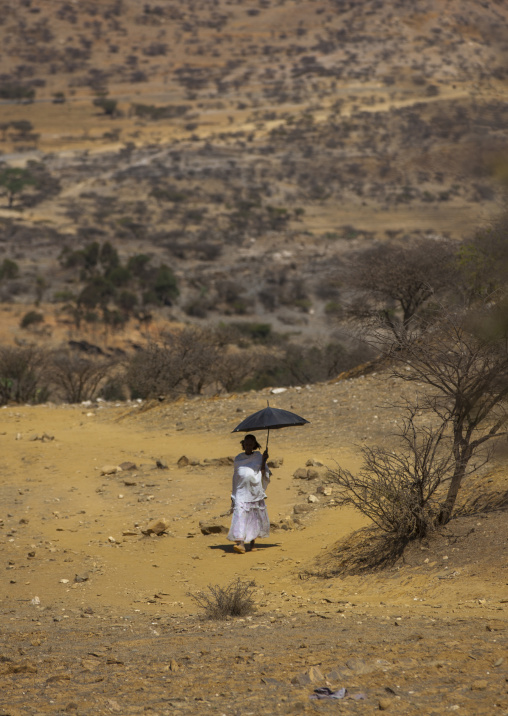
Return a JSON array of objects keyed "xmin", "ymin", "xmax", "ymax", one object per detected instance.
[{"xmin": 190, "ymin": 578, "xmax": 256, "ymax": 620}]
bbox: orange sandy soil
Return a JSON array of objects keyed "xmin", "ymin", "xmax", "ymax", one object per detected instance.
[{"xmin": 1, "ymin": 375, "xmax": 507, "ymax": 715}]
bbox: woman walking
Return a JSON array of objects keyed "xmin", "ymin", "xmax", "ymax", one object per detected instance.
[{"xmin": 227, "ymin": 434, "xmax": 270, "ymax": 554}]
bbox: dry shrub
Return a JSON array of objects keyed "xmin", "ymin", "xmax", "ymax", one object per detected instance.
[
  {"xmin": 190, "ymin": 578, "xmax": 256, "ymax": 620},
  {"xmin": 0, "ymin": 345, "xmax": 51, "ymax": 404},
  {"xmin": 328, "ymin": 408, "xmax": 454, "ymax": 540}
]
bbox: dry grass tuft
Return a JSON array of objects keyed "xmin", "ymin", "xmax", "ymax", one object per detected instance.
[{"xmin": 190, "ymin": 578, "xmax": 257, "ymax": 620}]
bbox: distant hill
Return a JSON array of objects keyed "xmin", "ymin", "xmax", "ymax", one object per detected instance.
[{"xmin": 0, "ymin": 0, "xmax": 507, "ymax": 347}]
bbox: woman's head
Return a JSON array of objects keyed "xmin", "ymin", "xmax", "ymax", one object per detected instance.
[{"xmin": 241, "ymin": 434, "xmax": 261, "ymax": 452}]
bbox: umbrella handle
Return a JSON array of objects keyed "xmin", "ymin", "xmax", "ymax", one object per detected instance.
[{"xmin": 265, "ymin": 428, "xmax": 270, "ymax": 451}]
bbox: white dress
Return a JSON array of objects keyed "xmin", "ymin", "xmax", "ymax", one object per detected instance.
[{"xmin": 227, "ymin": 450, "xmax": 270, "ymax": 543}]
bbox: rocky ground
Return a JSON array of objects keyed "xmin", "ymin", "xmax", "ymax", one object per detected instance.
[{"xmin": 1, "ymin": 369, "xmax": 507, "ymax": 715}]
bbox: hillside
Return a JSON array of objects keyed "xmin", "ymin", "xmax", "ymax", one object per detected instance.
[
  {"xmin": 1, "ymin": 372, "xmax": 507, "ymax": 714},
  {"xmin": 0, "ymin": 0, "xmax": 507, "ymax": 350}
]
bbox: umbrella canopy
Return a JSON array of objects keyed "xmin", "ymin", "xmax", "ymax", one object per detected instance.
[
  {"xmin": 232, "ymin": 406, "xmax": 309, "ymax": 449},
  {"xmin": 232, "ymin": 406, "xmax": 309, "ymax": 433}
]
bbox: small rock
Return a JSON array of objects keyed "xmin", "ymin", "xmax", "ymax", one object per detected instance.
[
  {"xmin": 74, "ymin": 572, "xmax": 89, "ymax": 583},
  {"xmin": 8, "ymin": 662, "xmax": 37, "ymax": 674},
  {"xmin": 108, "ymin": 536, "xmax": 117, "ymax": 543},
  {"xmin": 267, "ymin": 457, "xmax": 283, "ymax": 468},
  {"xmin": 177, "ymin": 455, "xmax": 200, "ymax": 467},
  {"xmin": 142, "ymin": 518, "xmax": 170, "ymax": 536},
  {"xmin": 308, "ymin": 494, "xmax": 319, "ymax": 503},
  {"xmin": 170, "ymin": 659, "xmax": 179, "ymax": 672},
  {"xmin": 471, "ymin": 679, "xmax": 488, "ymax": 691},
  {"xmin": 306, "ymin": 459, "xmax": 323, "ymax": 467},
  {"xmin": 46, "ymin": 673, "xmax": 71, "ymax": 683},
  {"xmin": 199, "ymin": 521, "xmax": 228, "ymax": 535},
  {"xmin": 201, "ymin": 456, "xmax": 234, "ymax": 467},
  {"xmin": 378, "ymin": 698, "xmax": 392, "ymax": 711},
  {"xmin": 100, "ymin": 465, "xmax": 122, "ymax": 476},
  {"xmin": 317, "ymin": 485, "xmax": 332, "ymax": 496},
  {"xmin": 291, "ymin": 666, "xmax": 324, "ymax": 686},
  {"xmin": 293, "ymin": 503, "xmax": 314, "ymax": 515},
  {"xmin": 345, "ymin": 657, "xmax": 374, "ymax": 675},
  {"xmin": 119, "ymin": 461, "xmax": 136, "ymax": 471},
  {"xmin": 293, "ymin": 468, "xmax": 309, "ymax": 480},
  {"xmin": 59, "ymin": 578, "xmax": 70, "ymax": 584}
]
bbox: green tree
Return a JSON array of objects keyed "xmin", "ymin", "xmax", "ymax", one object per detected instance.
[
  {"xmin": 0, "ymin": 167, "xmax": 37, "ymax": 208},
  {"xmin": 153, "ymin": 264, "xmax": 179, "ymax": 305},
  {"xmin": 0, "ymin": 258, "xmax": 19, "ymax": 280}
]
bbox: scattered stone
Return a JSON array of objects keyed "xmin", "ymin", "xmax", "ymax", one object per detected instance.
[
  {"xmin": 293, "ymin": 468, "xmax": 310, "ymax": 480},
  {"xmin": 119, "ymin": 461, "xmax": 136, "ymax": 471},
  {"xmin": 122, "ymin": 529, "xmax": 139, "ymax": 536},
  {"xmin": 378, "ymin": 698, "xmax": 392, "ymax": 711},
  {"xmin": 142, "ymin": 518, "xmax": 170, "ymax": 536},
  {"xmin": 74, "ymin": 572, "xmax": 89, "ymax": 583},
  {"xmin": 170, "ymin": 659, "xmax": 179, "ymax": 672},
  {"xmin": 108, "ymin": 536, "xmax": 117, "ymax": 543},
  {"xmin": 306, "ymin": 459, "xmax": 323, "ymax": 467},
  {"xmin": 317, "ymin": 485, "xmax": 332, "ymax": 496},
  {"xmin": 59, "ymin": 578, "xmax": 70, "ymax": 584},
  {"xmin": 201, "ymin": 456, "xmax": 234, "ymax": 467},
  {"xmin": 308, "ymin": 494, "xmax": 319, "ymax": 503},
  {"xmin": 156, "ymin": 460, "xmax": 168, "ymax": 469},
  {"xmin": 7, "ymin": 662, "xmax": 37, "ymax": 674},
  {"xmin": 46, "ymin": 673, "xmax": 71, "ymax": 683},
  {"xmin": 345, "ymin": 658, "xmax": 375, "ymax": 675},
  {"xmin": 291, "ymin": 666, "xmax": 324, "ymax": 686},
  {"xmin": 177, "ymin": 455, "xmax": 200, "ymax": 467},
  {"xmin": 471, "ymin": 679, "xmax": 488, "ymax": 691},
  {"xmin": 100, "ymin": 465, "xmax": 122, "ymax": 476},
  {"xmin": 293, "ymin": 503, "xmax": 314, "ymax": 515},
  {"xmin": 199, "ymin": 521, "xmax": 228, "ymax": 535},
  {"xmin": 270, "ymin": 387, "xmax": 287, "ymax": 394},
  {"xmin": 279, "ymin": 518, "xmax": 297, "ymax": 530},
  {"xmin": 267, "ymin": 457, "xmax": 283, "ymax": 468}
]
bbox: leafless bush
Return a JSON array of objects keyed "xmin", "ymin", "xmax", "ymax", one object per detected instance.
[
  {"xmin": 329, "ymin": 408, "xmax": 454, "ymax": 540},
  {"xmin": 0, "ymin": 345, "xmax": 50, "ymax": 404},
  {"xmin": 125, "ymin": 327, "xmax": 222, "ymax": 399},
  {"xmin": 190, "ymin": 578, "xmax": 256, "ymax": 620},
  {"xmin": 49, "ymin": 351, "xmax": 114, "ymax": 403}
]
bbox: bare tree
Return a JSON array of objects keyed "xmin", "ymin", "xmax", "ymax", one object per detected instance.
[
  {"xmin": 50, "ymin": 352, "xmax": 114, "ymax": 403},
  {"xmin": 390, "ymin": 300, "xmax": 508, "ymax": 524},
  {"xmin": 213, "ymin": 349, "xmax": 258, "ymax": 393},
  {"xmin": 126, "ymin": 327, "xmax": 223, "ymax": 399},
  {"xmin": 343, "ymin": 238, "xmax": 458, "ymax": 342},
  {"xmin": 0, "ymin": 345, "xmax": 50, "ymax": 404},
  {"xmin": 457, "ymin": 211, "xmax": 508, "ymax": 303}
]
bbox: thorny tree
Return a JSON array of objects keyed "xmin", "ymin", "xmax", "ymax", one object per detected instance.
[
  {"xmin": 390, "ymin": 300, "xmax": 508, "ymax": 524},
  {"xmin": 343, "ymin": 238, "xmax": 457, "ymax": 342},
  {"xmin": 329, "ymin": 405, "xmax": 455, "ymax": 539}
]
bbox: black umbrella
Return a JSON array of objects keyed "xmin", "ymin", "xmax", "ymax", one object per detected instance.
[{"xmin": 232, "ymin": 404, "xmax": 309, "ymax": 448}]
